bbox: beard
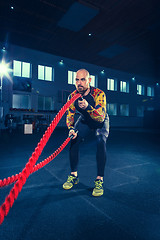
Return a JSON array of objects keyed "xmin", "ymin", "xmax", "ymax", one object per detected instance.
[{"xmin": 77, "ymin": 85, "xmax": 88, "ymax": 95}]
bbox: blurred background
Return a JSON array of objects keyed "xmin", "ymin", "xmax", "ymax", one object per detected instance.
[{"xmin": 0, "ymin": 0, "xmax": 160, "ymax": 134}]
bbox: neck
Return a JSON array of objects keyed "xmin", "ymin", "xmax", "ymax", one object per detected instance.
[{"xmin": 82, "ymin": 87, "xmax": 90, "ymax": 96}]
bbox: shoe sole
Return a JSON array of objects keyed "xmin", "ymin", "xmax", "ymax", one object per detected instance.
[
  {"xmin": 92, "ymin": 190, "xmax": 104, "ymax": 197},
  {"xmin": 63, "ymin": 181, "xmax": 79, "ymax": 190}
]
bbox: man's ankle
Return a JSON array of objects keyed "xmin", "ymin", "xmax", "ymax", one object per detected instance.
[
  {"xmin": 71, "ymin": 172, "xmax": 78, "ymax": 177},
  {"xmin": 96, "ymin": 176, "xmax": 103, "ymax": 181}
]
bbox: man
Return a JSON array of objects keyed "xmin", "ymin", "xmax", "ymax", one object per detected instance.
[{"xmin": 63, "ymin": 69, "xmax": 109, "ymax": 196}]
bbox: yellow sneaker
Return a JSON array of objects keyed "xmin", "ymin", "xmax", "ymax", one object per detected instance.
[
  {"xmin": 63, "ymin": 175, "xmax": 79, "ymax": 190},
  {"xmin": 92, "ymin": 179, "xmax": 104, "ymax": 197}
]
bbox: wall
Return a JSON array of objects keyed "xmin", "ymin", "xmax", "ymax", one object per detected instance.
[{"xmin": 0, "ymin": 42, "xmax": 159, "ymax": 130}]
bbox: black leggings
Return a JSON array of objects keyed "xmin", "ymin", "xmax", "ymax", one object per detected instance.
[{"xmin": 69, "ymin": 119, "xmax": 108, "ymax": 177}]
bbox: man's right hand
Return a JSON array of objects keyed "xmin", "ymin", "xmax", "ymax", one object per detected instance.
[{"xmin": 69, "ymin": 129, "xmax": 77, "ymax": 139}]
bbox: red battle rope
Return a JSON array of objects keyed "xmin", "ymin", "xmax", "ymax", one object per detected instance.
[
  {"xmin": 0, "ymin": 93, "xmax": 81, "ymax": 224},
  {"xmin": 0, "ymin": 137, "xmax": 71, "ymax": 188}
]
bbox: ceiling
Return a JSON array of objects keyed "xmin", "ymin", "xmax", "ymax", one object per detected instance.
[{"xmin": 0, "ymin": 0, "xmax": 160, "ymax": 81}]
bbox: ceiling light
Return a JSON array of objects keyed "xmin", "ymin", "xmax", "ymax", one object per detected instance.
[
  {"xmin": 2, "ymin": 47, "xmax": 6, "ymax": 52},
  {"xmin": 101, "ymin": 70, "xmax": 105, "ymax": 74},
  {"xmin": 59, "ymin": 60, "xmax": 64, "ymax": 65},
  {"xmin": 132, "ymin": 77, "xmax": 135, "ymax": 81},
  {"xmin": 88, "ymin": 33, "xmax": 92, "ymax": 36},
  {"xmin": 11, "ymin": 6, "xmax": 14, "ymax": 10}
]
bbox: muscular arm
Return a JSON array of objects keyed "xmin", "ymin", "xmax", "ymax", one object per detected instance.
[
  {"xmin": 86, "ymin": 91, "xmax": 106, "ymax": 123},
  {"xmin": 66, "ymin": 102, "xmax": 76, "ymax": 130}
]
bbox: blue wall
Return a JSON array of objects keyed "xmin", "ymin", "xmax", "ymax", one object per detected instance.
[{"xmin": 0, "ymin": 42, "xmax": 159, "ymax": 129}]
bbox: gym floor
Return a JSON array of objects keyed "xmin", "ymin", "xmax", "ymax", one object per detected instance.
[{"xmin": 0, "ymin": 127, "xmax": 160, "ymax": 240}]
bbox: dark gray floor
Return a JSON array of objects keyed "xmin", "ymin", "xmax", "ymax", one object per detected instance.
[{"xmin": 0, "ymin": 127, "xmax": 160, "ymax": 240}]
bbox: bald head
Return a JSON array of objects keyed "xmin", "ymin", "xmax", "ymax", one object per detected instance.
[
  {"xmin": 75, "ymin": 69, "xmax": 91, "ymax": 94},
  {"xmin": 76, "ymin": 69, "xmax": 90, "ymax": 79}
]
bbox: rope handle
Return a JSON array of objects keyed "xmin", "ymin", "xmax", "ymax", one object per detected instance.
[{"xmin": 0, "ymin": 93, "xmax": 81, "ymax": 224}]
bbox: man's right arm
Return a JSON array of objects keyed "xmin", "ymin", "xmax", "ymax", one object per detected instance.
[
  {"xmin": 66, "ymin": 105, "xmax": 78, "ymax": 139},
  {"xmin": 66, "ymin": 101, "xmax": 75, "ymax": 129}
]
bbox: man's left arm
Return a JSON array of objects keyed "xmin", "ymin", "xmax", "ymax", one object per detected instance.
[{"xmin": 86, "ymin": 91, "xmax": 106, "ymax": 123}]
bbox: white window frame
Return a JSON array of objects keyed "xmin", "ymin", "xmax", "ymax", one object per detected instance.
[
  {"xmin": 68, "ymin": 71, "xmax": 76, "ymax": 85},
  {"xmin": 13, "ymin": 60, "xmax": 31, "ymax": 78},
  {"xmin": 120, "ymin": 81, "xmax": 129, "ymax": 93},
  {"xmin": 137, "ymin": 84, "xmax": 144, "ymax": 95},
  {"xmin": 90, "ymin": 75, "xmax": 96, "ymax": 87},
  {"xmin": 107, "ymin": 78, "xmax": 117, "ymax": 91},
  {"xmin": 38, "ymin": 65, "xmax": 53, "ymax": 81}
]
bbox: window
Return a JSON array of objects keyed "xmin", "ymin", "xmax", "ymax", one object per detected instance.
[
  {"xmin": 13, "ymin": 61, "xmax": 21, "ymax": 77},
  {"xmin": 38, "ymin": 65, "xmax": 44, "ymax": 80},
  {"xmin": 137, "ymin": 106, "xmax": 144, "ymax": 117},
  {"xmin": 13, "ymin": 60, "xmax": 31, "ymax": 78},
  {"xmin": 137, "ymin": 84, "xmax": 144, "ymax": 95},
  {"xmin": 120, "ymin": 81, "xmax": 129, "ymax": 93},
  {"xmin": 12, "ymin": 94, "xmax": 31, "ymax": 109},
  {"xmin": 90, "ymin": 75, "xmax": 96, "ymax": 87},
  {"xmin": 38, "ymin": 65, "xmax": 53, "ymax": 81},
  {"xmin": 107, "ymin": 78, "xmax": 117, "ymax": 91},
  {"xmin": 147, "ymin": 86, "xmax": 154, "ymax": 97},
  {"xmin": 68, "ymin": 70, "xmax": 96, "ymax": 87},
  {"xmin": 38, "ymin": 96, "xmax": 54, "ymax": 111},
  {"xmin": 107, "ymin": 103, "xmax": 117, "ymax": 116},
  {"xmin": 68, "ymin": 71, "xmax": 76, "ymax": 85},
  {"xmin": 120, "ymin": 104, "xmax": 129, "ymax": 116}
]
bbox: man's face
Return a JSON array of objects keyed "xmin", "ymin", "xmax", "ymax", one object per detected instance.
[{"xmin": 75, "ymin": 70, "xmax": 91, "ymax": 94}]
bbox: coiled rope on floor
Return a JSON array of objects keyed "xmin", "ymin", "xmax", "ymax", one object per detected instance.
[{"xmin": 0, "ymin": 92, "xmax": 81, "ymax": 225}]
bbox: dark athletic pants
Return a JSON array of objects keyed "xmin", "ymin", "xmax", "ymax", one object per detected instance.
[{"xmin": 69, "ymin": 116, "xmax": 109, "ymax": 177}]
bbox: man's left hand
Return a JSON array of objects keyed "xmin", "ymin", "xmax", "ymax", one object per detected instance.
[{"xmin": 78, "ymin": 99, "xmax": 88, "ymax": 110}]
